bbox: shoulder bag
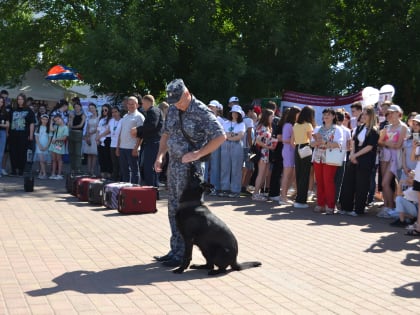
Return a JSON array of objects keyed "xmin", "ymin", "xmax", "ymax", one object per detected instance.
[
  {"xmin": 325, "ymin": 146, "xmax": 345, "ymax": 166},
  {"xmin": 298, "ymin": 145, "xmax": 312, "ymax": 159}
]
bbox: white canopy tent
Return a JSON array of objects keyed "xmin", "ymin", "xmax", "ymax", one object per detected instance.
[{"xmin": 0, "ymin": 68, "xmax": 85, "ymax": 101}]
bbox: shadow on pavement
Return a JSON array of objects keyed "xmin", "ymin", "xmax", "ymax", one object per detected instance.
[
  {"xmin": 365, "ymin": 232, "xmax": 420, "ymax": 254},
  {"xmin": 401, "ymin": 252, "xmax": 420, "ymax": 266},
  {"xmin": 209, "ymin": 196, "xmax": 420, "ymax": 271},
  {"xmin": 26, "ymin": 262, "xmax": 209, "ymax": 297},
  {"xmin": 393, "ymin": 282, "xmax": 420, "ymax": 298}
]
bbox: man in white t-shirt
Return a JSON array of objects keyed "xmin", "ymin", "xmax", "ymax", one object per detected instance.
[{"xmin": 116, "ymin": 96, "xmax": 145, "ymax": 183}]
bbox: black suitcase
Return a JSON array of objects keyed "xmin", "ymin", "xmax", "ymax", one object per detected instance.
[
  {"xmin": 65, "ymin": 173, "xmax": 74, "ymax": 193},
  {"xmin": 88, "ymin": 179, "xmax": 114, "ymax": 205}
]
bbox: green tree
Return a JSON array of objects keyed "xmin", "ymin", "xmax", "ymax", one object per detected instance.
[
  {"xmin": 329, "ymin": 0, "xmax": 420, "ymax": 111},
  {"xmin": 230, "ymin": 0, "xmax": 334, "ymax": 101},
  {"xmin": 1, "ymin": 0, "xmax": 418, "ymax": 111},
  {"xmin": 0, "ymin": 1, "xmax": 41, "ymax": 84}
]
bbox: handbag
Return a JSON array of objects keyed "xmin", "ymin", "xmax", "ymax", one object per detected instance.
[
  {"xmin": 325, "ymin": 146, "xmax": 346, "ymax": 166},
  {"xmin": 178, "ymin": 111, "xmax": 211, "ymax": 162},
  {"xmin": 249, "ymin": 144, "xmax": 261, "ymax": 163},
  {"xmin": 298, "ymin": 145, "xmax": 312, "ymax": 159}
]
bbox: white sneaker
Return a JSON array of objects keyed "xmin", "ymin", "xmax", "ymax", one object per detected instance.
[
  {"xmin": 293, "ymin": 202, "xmax": 309, "ymax": 208},
  {"xmin": 307, "ymin": 190, "xmax": 315, "ymax": 200},
  {"xmin": 1, "ymin": 169, "xmax": 7, "ymax": 176},
  {"xmin": 49, "ymin": 175, "xmax": 57, "ymax": 180},
  {"xmin": 287, "ymin": 188, "xmax": 296, "ymax": 196},
  {"xmin": 278, "ymin": 198, "xmax": 292, "ymax": 205},
  {"xmin": 55, "ymin": 175, "xmax": 64, "ymax": 180},
  {"xmin": 252, "ymin": 193, "xmax": 267, "ymax": 201},
  {"xmin": 347, "ymin": 211, "xmax": 359, "ymax": 217}
]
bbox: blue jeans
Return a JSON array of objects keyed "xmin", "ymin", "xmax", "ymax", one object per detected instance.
[
  {"xmin": 0, "ymin": 130, "xmax": 6, "ymax": 167},
  {"xmin": 119, "ymin": 148, "xmax": 139, "ymax": 184},
  {"xmin": 209, "ymin": 146, "xmax": 221, "ymax": 191},
  {"xmin": 220, "ymin": 140, "xmax": 243, "ymax": 193},
  {"xmin": 396, "ymin": 196, "xmax": 418, "ymax": 217},
  {"xmin": 139, "ymin": 140, "xmax": 159, "ymax": 187}
]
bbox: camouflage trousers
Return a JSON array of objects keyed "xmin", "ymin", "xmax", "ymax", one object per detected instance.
[{"xmin": 167, "ymin": 160, "xmax": 204, "ymax": 260}]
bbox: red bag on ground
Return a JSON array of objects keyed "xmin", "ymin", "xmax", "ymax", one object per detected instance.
[{"xmin": 118, "ymin": 186, "xmax": 158, "ymax": 214}]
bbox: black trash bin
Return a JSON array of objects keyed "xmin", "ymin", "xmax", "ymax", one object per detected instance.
[{"xmin": 23, "ymin": 148, "xmax": 34, "ymax": 192}]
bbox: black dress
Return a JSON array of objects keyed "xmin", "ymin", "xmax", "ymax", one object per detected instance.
[{"xmin": 340, "ymin": 125, "xmax": 379, "ymax": 214}]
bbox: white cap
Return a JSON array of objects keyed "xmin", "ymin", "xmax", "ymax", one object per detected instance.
[
  {"xmin": 229, "ymin": 96, "xmax": 239, "ymax": 103},
  {"xmin": 208, "ymin": 100, "xmax": 223, "ymax": 110},
  {"xmin": 230, "ymin": 105, "xmax": 243, "ymax": 117},
  {"xmin": 209, "ymin": 100, "xmax": 220, "ymax": 107},
  {"xmin": 387, "ymin": 104, "xmax": 402, "ymax": 113},
  {"xmin": 411, "ymin": 114, "xmax": 420, "ymax": 123}
]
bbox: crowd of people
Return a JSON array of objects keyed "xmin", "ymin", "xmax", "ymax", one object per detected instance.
[
  {"xmin": 0, "ymin": 89, "xmax": 167, "ymax": 188},
  {"xmin": 203, "ymin": 97, "xmax": 420, "ymax": 236},
  {"xmin": 1, "ymin": 86, "xmax": 420, "ymax": 238}
]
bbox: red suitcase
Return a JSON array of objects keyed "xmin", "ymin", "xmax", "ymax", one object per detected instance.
[
  {"xmin": 69, "ymin": 175, "xmax": 91, "ymax": 196},
  {"xmin": 77, "ymin": 177, "xmax": 99, "ymax": 201},
  {"xmin": 118, "ymin": 186, "xmax": 158, "ymax": 214}
]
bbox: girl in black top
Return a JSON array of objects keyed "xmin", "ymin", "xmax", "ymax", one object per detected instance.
[
  {"xmin": 9, "ymin": 93, "xmax": 36, "ymax": 176},
  {"xmin": 68, "ymin": 98, "xmax": 86, "ymax": 173},
  {"xmin": 339, "ymin": 105, "xmax": 379, "ymax": 216}
]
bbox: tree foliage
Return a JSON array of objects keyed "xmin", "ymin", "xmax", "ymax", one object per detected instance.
[
  {"xmin": 329, "ymin": 0, "xmax": 420, "ymax": 109},
  {"xmin": 0, "ymin": 0, "xmax": 418, "ymax": 110}
]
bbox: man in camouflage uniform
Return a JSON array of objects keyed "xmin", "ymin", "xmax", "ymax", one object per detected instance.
[{"xmin": 154, "ymin": 79, "xmax": 226, "ymax": 267}]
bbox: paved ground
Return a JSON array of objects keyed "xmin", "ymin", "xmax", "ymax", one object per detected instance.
[{"xmin": 0, "ymin": 174, "xmax": 419, "ymax": 315}]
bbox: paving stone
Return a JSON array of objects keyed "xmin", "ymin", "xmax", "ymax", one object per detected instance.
[{"xmin": 0, "ymin": 175, "xmax": 419, "ymax": 314}]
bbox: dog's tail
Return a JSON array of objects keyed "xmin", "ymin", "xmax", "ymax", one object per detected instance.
[{"xmin": 231, "ymin": 261, "xmax": 262, "ymax": 271}]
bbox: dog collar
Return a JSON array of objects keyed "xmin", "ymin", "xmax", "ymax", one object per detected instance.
[{"xmin": 178, "ymin": 200, "xmax": 203, "ymax": 208}]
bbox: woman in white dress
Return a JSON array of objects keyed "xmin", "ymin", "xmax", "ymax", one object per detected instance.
[
  {"xmin": 83, "ymin": 103, "xmax": 99, "ymax": 175},
  {"xmin": 34, "ymin": 114, "xmax": 52, "ymax": 179}
]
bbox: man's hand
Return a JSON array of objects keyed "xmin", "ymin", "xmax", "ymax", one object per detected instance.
[
  {"xmin": 181, "ymin": 151, "xmax": 201, "ymax": 163},
  {"xmin": 154, "ymin": 157, "xmax": 163, "ymax": 173}
]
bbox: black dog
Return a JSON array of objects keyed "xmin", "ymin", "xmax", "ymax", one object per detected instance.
[{"xmin": 173, "ymin": 164, "xmax": 261, "ymax": 275}]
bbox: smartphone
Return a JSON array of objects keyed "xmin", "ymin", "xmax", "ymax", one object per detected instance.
[{"xmin": 413, "ymin": 132, "xmax": 419, "ymax": 142}]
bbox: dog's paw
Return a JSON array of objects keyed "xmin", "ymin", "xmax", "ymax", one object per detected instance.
[
  {"xmin": 173, "ymin": 268, "xmax": 185, "ymax": 274},
  {"xmin": 190, "ymin": 264, "xmax": 212, "ymax": 270}
]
